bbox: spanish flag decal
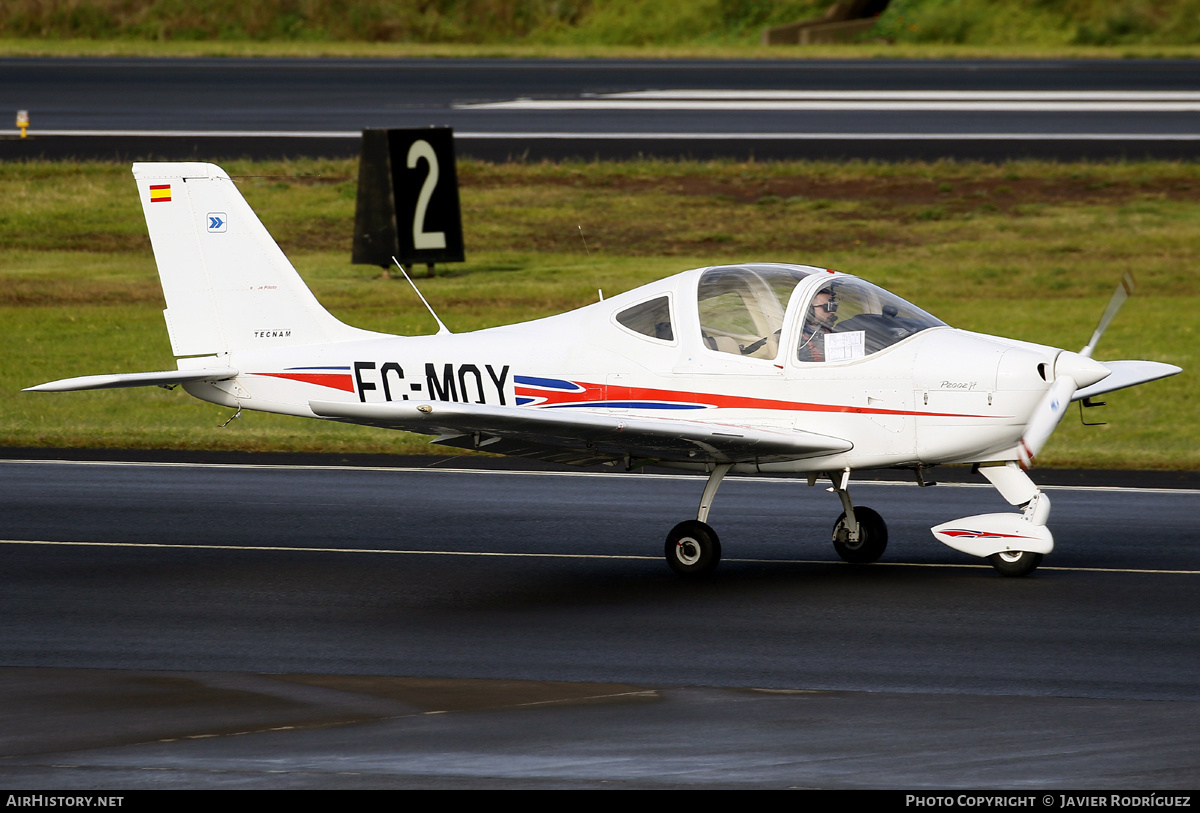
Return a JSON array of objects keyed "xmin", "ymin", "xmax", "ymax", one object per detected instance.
[{"xmin": 149, "ymin": 184, "xmax": 172, "ymax": 204}]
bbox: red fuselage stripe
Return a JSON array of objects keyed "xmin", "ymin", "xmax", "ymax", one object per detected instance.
[
  {"xmin": 517, "ymin": 380, "xmax": 999, "ymax": 419},
  {"xmin": 254, "ymin": 371, "xmax": 1003, "ymax": 419},
  {"xmin": 252, "ymin": 372, "xmax": 356, "ymax": 393}
]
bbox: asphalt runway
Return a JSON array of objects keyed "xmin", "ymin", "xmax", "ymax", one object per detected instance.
[
  {"xmin": 1, "ymin": 458, "xmax": 1197, "ymax": 788},
  {"xmin": 2, "ymin": 57, "xmax": 1199, "ymax": 161}
]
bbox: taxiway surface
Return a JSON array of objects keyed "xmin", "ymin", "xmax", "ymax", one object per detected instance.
[
  {"xmin": 3, "ymin": 57, "xmax": 1199, "ymax": 160},
  {"xmin": 1, "ymin": 459, "xmax": 1197, "ymax": 787}
]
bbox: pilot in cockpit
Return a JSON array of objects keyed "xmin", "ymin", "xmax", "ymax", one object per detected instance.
[{"xmin": 797, "ymin": 287, "xmax": 838, "ymax": 362}]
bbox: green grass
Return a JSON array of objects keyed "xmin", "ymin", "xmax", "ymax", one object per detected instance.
[
  {"xmin": 2, "ymin": 158, "xmax": 1195, "ymax": 468},
  {"xmin": 875, "ymin": 0, "xmax": 1200, "ymax": 47},
  {"xmin": 4, "ymin": 0, "xmax": 1200, "ymax": 58},
  {"xmin": 8, "ymin": 37, "xmax": 1200, "ymax": 59}
]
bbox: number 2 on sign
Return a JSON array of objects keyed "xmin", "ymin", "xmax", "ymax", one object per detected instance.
[{"xmin": 407, "ymin": 139, "xmax": 447, "ymax": 250}]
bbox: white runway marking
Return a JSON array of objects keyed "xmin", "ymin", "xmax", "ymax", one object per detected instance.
[
  {"xmin": 458, "ymin": 89, "xmax": 1200, "ymax": 113},
  {"xmin": 2, "ymin": 539, "xmax": 1197, "ymax": 575},
  {"xmin": 7, "ymin": 130, "xmax": 1199, "ymax": 142},
  {"xmin": 6, "ymin": 458, "xmax": 1200, "ymax": 496},
  {"xmin": 0, "ymin": 129, "xmax": 362, "ymax": 138},
  {"xmin": 457, "ymin": 132, "xmax": 1200, "ymax": 141},
  {"xmin": 597, "ymin": 90, "xmax": 1200, "ymax": 101},
  {"xmin": 0, "ymin": 538, "xmax": 653, "ymax": 560}
]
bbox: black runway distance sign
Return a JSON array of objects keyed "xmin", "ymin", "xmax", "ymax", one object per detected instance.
[{"xmin": 352, "ymin": 128, "xmax": 465, "ymax": 268}]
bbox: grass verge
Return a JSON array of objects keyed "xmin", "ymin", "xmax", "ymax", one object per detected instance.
[
  {"xmin": 4, "ymin": 37, "xmax": 1200, "ymax": 60},
  {"xmin": 4, "ymin": 0, "xmax": 1200, "ymax": 58}
]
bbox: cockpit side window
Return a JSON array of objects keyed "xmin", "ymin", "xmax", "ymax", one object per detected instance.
[
  {"xmin": 697, "ymin": 265, "xmax": 812, "ymax": 359},
  {"xmin": 616, "ymin": 295, "xmax": 674, "ymax": 342},
  {"xmin": 796, "ymin": 278, "xmax": 946, "ymax": 363}
]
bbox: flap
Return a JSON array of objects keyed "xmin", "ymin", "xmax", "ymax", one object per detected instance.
[{"xmin": 310, "ymin": 399, "xmax": 853, "ymax": 465}]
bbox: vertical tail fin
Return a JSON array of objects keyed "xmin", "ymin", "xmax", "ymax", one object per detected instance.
[{"xmin": 133, "ymin": 162, "xmax": 371, "ymax": 357}]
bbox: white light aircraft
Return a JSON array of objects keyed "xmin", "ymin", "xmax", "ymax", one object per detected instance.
[{"xmin": 27, "ymin": 163, "xmax": 1182, "ymax": 577}]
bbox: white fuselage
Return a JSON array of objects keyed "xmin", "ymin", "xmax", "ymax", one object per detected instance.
[{"xmin": 183, "ymin": 268, "xmax": 1063, "ymax": 474}]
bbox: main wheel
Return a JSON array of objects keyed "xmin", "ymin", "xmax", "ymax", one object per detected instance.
[
  {"xmin": 988, "ymin": 550, "xmax": 1043, "ymax": 577},
  {"xmin": 665, "ymin": 520, "xmax": 722, "ymax": 577},
  {"xmin": 832, "ymin": 506, "xmax": 888, "ymax": 564}
]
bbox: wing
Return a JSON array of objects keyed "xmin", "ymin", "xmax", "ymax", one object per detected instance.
[
  {"xmin": 24, "ymin": 368, "xmax": 239, "ymax": 392},
  {"xmin": 1071, "ymin": 360, "xmax": 1181, "ymax": 402},
  {"xmin": 310, "ymin": 399, "xmax": 852, "ymax": 467}
]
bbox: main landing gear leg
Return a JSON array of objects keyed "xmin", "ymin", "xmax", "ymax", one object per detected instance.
[
  {"xmin": 664, "ymin": 463, "xmax": 731, "ymax": 577},
  {"xmin": 826, "ymin": 468, "xmax": 888, "ymax": 564}
]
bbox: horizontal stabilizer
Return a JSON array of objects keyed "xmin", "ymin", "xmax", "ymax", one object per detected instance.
[
  {"xmin": 309, "ymin": 399, "xmax": 852, "ymax": 464},
  {"xmin": 24, "ymin": 368, "xmax": 238, "ymax": 393},
  {"xmin": 1072, "ymin": 360, "xmax": 1181, "ymax": 401}
]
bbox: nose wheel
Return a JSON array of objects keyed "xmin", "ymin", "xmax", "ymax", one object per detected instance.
[{"xmin": 988, "ymin": 550, "xmax": 1043, "ymax": 577}]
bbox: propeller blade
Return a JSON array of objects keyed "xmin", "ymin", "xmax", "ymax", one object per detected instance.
[
  {"xmin": 1081, "ymin": 271, "xmax": 1134, "ymax": 358},
  {"xmin": 1018, "ymin": 374, "xmax": 1078, "ymax": 468}
]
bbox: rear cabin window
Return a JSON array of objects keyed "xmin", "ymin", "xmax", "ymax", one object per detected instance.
[{"xmin": 616, "ymin": 296, "xmax": 674, "ymax": 341}]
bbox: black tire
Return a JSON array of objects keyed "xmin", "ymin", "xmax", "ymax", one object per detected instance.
[
  {"xmin": 832, "ymin": 506, "xmax": 888, "ymax": 564},
  {"xmin": 988, "ymin": 550, "xmax": 1043, "ymax": 577},
  {"xmin": 665, "ymin": 520, "xmax": 722, "ymax": 577}
]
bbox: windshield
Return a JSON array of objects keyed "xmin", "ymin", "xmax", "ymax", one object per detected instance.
[{"xmin": 797, "ymin": 277, "xmax": 946, "ymax": 362}]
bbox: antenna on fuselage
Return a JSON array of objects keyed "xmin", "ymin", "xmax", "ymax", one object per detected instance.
[
  {"xmin": 578, "ymin": 224, "xmax": 603, "ymax": 301},
  {"xmin": 392, "ymin": 257, "xmax": 451, "ymax": 335}
]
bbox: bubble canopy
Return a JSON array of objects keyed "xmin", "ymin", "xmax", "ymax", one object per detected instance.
[{"xmin": 694, "ymin": 263, "xmax": 946, "ymax": 362}]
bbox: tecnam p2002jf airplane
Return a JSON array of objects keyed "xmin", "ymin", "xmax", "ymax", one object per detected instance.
[{"xmin": 28, "ymin": 163, "xmax": 1181, "ymax": 577}]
